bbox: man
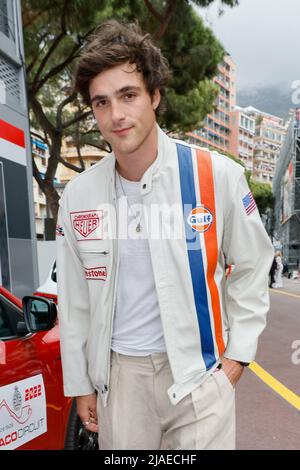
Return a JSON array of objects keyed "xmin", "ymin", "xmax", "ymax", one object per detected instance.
[{"xmin": 56, "ymin": 20, "xmax": 274, "ymax": 450}]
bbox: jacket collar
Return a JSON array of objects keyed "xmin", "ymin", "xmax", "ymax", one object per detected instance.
[
  {"xmin": 140, "ymin": 124, "xmax": 170, "ymax": 195},
  {"xmin": 108, "ymin": 123, "xmax": 171, "ymax": 195}
]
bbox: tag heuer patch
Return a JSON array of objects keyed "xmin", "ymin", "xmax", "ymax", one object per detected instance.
[{"xmin": 70, "ymin": 210, "xmax": 103, "ymax": 241}]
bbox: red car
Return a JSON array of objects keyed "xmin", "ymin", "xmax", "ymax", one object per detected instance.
[{"xmin": 0, "ymin": 286, "xmax": 97, "ymax": 450}]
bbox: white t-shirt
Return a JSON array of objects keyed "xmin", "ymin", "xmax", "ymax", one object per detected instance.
[{"xmin": 111, "ymin": 173, "xmax": 166, "ymax": 356}]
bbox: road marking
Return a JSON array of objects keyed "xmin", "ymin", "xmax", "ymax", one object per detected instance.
[
  {"xmin": 249, "ymin": 362, "xmax": 300, "ymax": 411},
  {"xmin": 269, "ymin": 288, "xmax": 300, "ymax": 299}
]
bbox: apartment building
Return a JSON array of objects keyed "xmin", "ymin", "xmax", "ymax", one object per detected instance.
[
  {"xmin": 29, "ymin": 134, "xmax": 105, "ymax": 239},
  {"xmin": 244, "ymin": 106, "xmax": 287, "ymax": 185},
  {"xmin": 229, "ymin": 106, "xmax": 255, "ymax": 172},
  {"xmin": 57, "ymin": 140, "xmax": 107, "ymax": 185},
  {"xmin": 186, "ymin": 54, "xmax": 237, "ymax": 155}
]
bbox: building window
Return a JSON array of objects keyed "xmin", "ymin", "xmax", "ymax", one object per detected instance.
[
  {"xmin": 0, "ymin": 0, "xmax": 15, "ymax": 43},
  {"xmin": 0, "ymin": 0, "xmax": 9, "ymax": 37},
  {"xmin": 40, "ymin": 206, "xmax": 47, "ymax": 218}
]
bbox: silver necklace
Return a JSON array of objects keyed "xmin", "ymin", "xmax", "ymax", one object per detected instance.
[{"xmin": 117, "ymin": 171, "xmax": 142, "ymax": 233}]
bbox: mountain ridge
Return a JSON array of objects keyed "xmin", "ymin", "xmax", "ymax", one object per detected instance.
[{"xmin": 236, "ymin": 82, "xmax": 298, "ymax": 120}]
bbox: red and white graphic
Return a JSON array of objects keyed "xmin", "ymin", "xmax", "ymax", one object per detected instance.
[
  {"xmin": 70, "ymin": 210, "xmax": 103, "ymax": 241},
  {"xmin": 0, "ymin": 375, "xmax": 47, "ymax": 450},
  {"xmin": 55, "ymin": 224, "xmax": 64, "ymax": 237},
  {"xmin": 84, "ymin": 266, "xmax": 107, "ymax": 281},
  {"xmin": 0, "ymin": 119, "xmax": 26, "ymax": 166},
  {"xmin": 187, "ymin": 205, "xmax": 214, "ymax": 233},
  {"xmin": 0, "ymin": 341, "xmax": 5, "ymax": 365}
]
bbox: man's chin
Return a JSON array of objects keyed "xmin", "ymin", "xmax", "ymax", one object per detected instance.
[
  {"xmin": 116, "ymin": 145, "xmax": 139, "ymax": 156},
  {"xmin": 112, "ymin": 139, "xmax": 142, "ymax": 156}
]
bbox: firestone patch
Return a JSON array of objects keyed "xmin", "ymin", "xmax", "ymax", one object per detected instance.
[{"xmin": 84, "ymin": 266, "xmax": 107, "ymax": 281}]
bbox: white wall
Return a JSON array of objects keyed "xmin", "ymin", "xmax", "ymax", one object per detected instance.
[{"xmin": 36, "ymin": 241, "xmax": 56, "ymax": 285}]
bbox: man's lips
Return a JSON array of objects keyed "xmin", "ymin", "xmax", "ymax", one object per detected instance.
[{"xmin": 112, "ymin": 127, "xmax": 132, "ymax": 136}]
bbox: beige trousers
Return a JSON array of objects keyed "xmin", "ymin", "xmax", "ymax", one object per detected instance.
[{"xmin": 97, "ymin": 351, "xmax": 235, "ymax": 450}]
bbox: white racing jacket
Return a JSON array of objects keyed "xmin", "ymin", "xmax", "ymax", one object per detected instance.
[{"xmin": 56, "ymin": 125, "xmax": 274, "ymax": 406}]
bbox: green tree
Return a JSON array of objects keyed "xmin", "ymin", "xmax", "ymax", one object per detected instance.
[
  {"xmin": 208, "ymin": 149, "xmax": 273, "ymax": 215},
  {"xmin": 248, "ymin": 179, "xmax": 274, "ymax": 215},
  {"xmin": 22, "ymin": 0, "xmax": 238, "ymax": 221}
]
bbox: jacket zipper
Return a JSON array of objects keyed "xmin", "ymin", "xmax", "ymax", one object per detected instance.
[
  {"xmin": 102, "ymin": 180, "xmax": 119, "ymax": 405},
  {"xmin": 103, "ymin": 238, "xmax": 119, "ymax": 404},
  {"xmin": 80, "ymin": 250, "xmax": 109, "ymax": 255}
]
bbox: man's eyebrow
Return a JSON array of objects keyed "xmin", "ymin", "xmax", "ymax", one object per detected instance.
[
  {"xmin": 116, "ymin": 85, "xmax": 141, "ymax": 94},
  {"xmin": 90, "ymin": 86, "xmax": 141, "ymax": 104}
]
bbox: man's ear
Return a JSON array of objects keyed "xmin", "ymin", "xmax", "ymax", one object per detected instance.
[{"xmin": 152, "ymin": 89, "xmax": 161, "ymax": 111}]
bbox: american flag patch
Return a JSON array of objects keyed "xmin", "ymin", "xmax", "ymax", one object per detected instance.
[
  {"xmin": 242, "ymin": 192, "xmax": 257, "ymax": 216},
  {"xmin": 56, "ymin": 224, "xmax": 64, "ymax": 236}
]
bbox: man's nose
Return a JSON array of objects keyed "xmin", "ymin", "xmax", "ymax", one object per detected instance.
[{"xmin": 111, "ymin": 100, "xmax": 126, "ymax": 123}]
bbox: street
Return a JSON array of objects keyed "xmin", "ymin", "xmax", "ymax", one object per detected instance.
[{"xmin": 236, "ymin": 278, "xmax": 300, "ymax": 450}]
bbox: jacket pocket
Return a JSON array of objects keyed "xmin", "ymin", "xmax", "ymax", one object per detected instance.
[
  {"xmin": 217, "ymin": 368, "xmax": 235, "ymax": 392},
  {"xmin": 79, "ymin": 250, "xmax": 110, "ymax": 256},
  {"xmin": 80, "ymin": 250, "xmax": 110, "ymax": 282}
]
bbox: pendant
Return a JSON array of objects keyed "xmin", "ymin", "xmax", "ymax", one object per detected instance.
[{"xmin": 136, "ymin": 222, "xmax": 141, "ymax": 232}]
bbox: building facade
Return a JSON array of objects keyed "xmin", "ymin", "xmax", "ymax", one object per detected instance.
[
  {"xmin": 244, "ymin": 106, "xmax": 286, "ymax": 185},
  {"xmin": 229, "ymin": 106, "xmax": 255, "ymax": 172},
  {"xmin": 0, "ymin": 0, "xmax": 38, "ymax": 296},
  {"xmin": 57, "ymin": 141, "xmax": 106, "ymax": 185},
  {"xmin": 29, "ymin": 136, "xmax": 105, "ymax": 239},
  {"xmin": 186, "ymin": 55, "xmax": 237, "ymax": 155},
  {"xmin": 273, "ymin": 108, "xmax": 300, "ymax": 269}
]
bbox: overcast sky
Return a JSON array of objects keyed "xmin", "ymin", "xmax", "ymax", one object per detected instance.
[{"xmin": 193, "ymin": 0, "xmax": 300, "ymax": 90}]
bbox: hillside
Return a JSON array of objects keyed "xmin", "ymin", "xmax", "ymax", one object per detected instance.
[{"xmin": 237, "ymin": 82, "xmax": 298, "ymax": 120}]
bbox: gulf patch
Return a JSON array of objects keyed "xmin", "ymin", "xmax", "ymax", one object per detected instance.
[{"xmin": 187, "ymin": 205, "xmax": 214, "ymax": 233}]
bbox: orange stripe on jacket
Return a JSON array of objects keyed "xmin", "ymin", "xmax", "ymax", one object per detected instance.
[{"xmin": 196, "ymin": 148, "xmax": 225, "ymax": 356}]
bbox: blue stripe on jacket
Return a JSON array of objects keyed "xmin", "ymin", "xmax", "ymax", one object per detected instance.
[{"xmin": 176, "ymin": 143, "xmax": 216, "ymax": 369}]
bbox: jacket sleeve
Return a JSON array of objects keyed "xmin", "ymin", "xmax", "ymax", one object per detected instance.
[
  {"xmin": 56, "ymin": 188, "xmax": 95, "ymax": 397},
  {"xmin": 222, "ymin": 173, "xmax": 274, "ymax": 363}
]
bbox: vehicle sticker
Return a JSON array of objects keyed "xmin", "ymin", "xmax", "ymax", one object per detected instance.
[{"xmin": 0, "ymin": 374, "xmax": 47, "ymax": 450}]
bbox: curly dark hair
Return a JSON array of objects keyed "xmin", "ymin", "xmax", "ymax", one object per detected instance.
[{"xmin": 75, "ymin": 20, "xmax": 171, "ymax": 116}]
